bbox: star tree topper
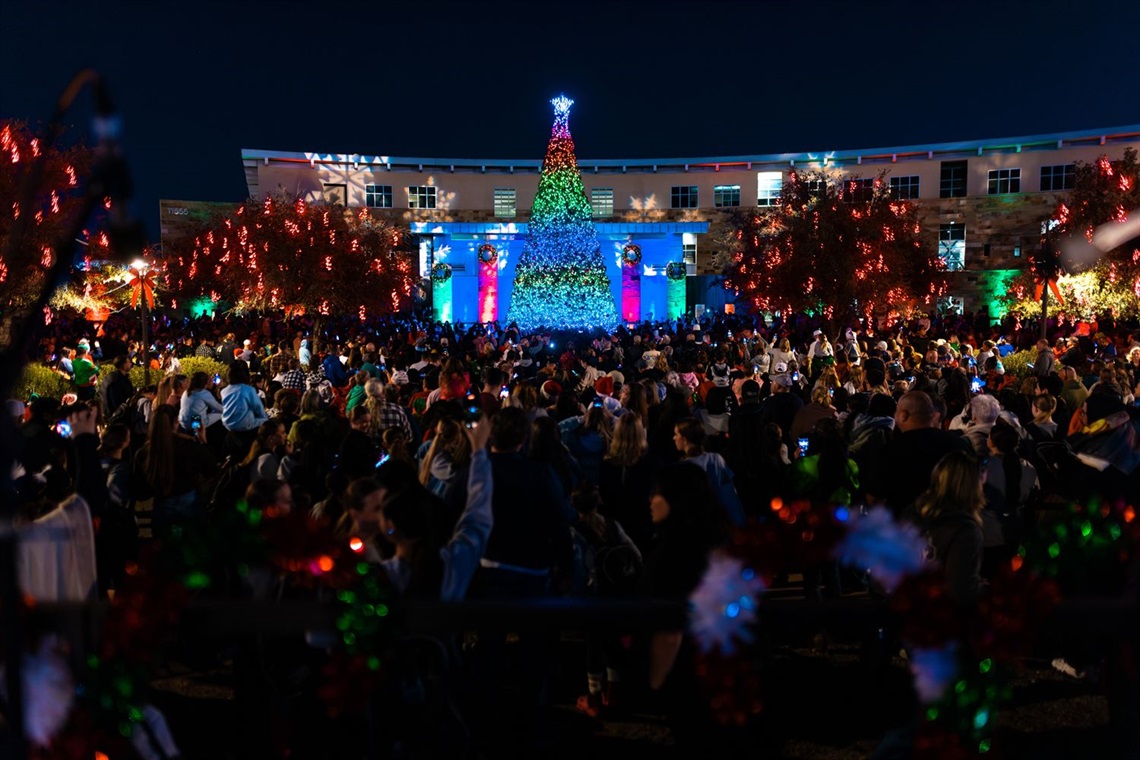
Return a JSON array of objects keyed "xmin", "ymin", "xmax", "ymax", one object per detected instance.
[{"xmin": 551, "ymin": 94, "xmax": 574, "ymax": 137}]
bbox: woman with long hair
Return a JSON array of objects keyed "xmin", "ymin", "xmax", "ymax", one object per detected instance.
[
  {"xmin": 530, "ymin": 415, "xmax": 581, "ymax": 503},
  {"xmin": 613, "ymin": 381, "xmax": 645, "ymax": 428},
  {"xmin": 599, "ymin": 415, "xmax": 659, "ymax": 552},
  {"xmin": 419, "ymin": 416, "xmax": 473, "ymax": 504},
  {"xmin": 381, "ymin": 426, "xmax": 414, "ymax": 468},
  {"xmin": 242, "ymin": 419, "xmax": 288, "ymax": 484},
  {"xmin": 178, "ymin": 371, "xmax": 223, "ymax": 434},
  {"xmin": 912, "ymin": 451, "xmax": 986, "ymax": 604},
  {"xmin": 672, "ymin": 417, "xmax": 744, "ymax": 527},
  {"xmin": 562, "ymin": 402, "xmax": 613, "ymax": 488},
  {"xmin": 768, "ymin": 337, "xmax": 797, "ymax": 372},
  {"xmin": 133, "ymin": 404, "xmax": 216, "ymax": 530}
]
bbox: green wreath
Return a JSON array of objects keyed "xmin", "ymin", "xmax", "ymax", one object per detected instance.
[
  {"xmin": 478, "ymin": 244, "xmax": 497, "ymax": 265},
  {"xmin": 431, "ymin": 262, "xmax": 452, "ymax": 282},
  {"xmin": 666, "ymin": 261, "xmax": 687, "ymax": 281},
  {"xmin": 622, "ymin": 244, "xmax": 642, "ymax": 266}
]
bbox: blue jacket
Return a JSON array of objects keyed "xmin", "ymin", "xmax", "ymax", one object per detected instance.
[
  {"xmin": 220, "ymin": 383, "xmax": 268, "ymax": 432},
  {"xmin": 322, "ymin": 354, "xmax": 349, "ymax": 387}
]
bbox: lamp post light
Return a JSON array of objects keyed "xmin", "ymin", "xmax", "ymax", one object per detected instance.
[{"xmin": 131, "ymin": 258, "xmax": 151, "ymax": 387}]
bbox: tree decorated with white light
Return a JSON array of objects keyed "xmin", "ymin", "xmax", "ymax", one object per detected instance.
[{"xmin": 507, "ymin": 96, "xmax": 618, "ymax": 329}]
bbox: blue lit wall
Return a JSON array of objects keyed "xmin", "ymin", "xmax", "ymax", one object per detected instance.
[{"xmin": 427, "ymin": 232, "xmax": 692, "ymax": 325}]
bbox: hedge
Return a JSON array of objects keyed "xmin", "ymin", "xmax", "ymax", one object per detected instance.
[
  {"xmin": 1000, "ymin": 350, "xmax": 1036, "ymax": 379},
  {"xmin": 13, "ymin": 356, "xmax": 229, "ymax": 402}
]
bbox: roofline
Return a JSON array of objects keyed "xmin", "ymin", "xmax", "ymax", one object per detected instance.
[{"xmin": 242, "ymin": 125, "xmax": 1140, "ymax": 171}]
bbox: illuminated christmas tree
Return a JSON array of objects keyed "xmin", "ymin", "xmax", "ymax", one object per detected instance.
[{"xmin": 507, "ymin": 96, "xmax": 618, "ymax": 329}]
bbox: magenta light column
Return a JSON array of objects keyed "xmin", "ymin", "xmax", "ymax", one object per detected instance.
[
  {"xmin": 621, "ymin": 244, "xmax": 641, "ymax": 322},
  {"xmin": 478, "ymin": 244, "xmax": 498, "ymax": 323}
]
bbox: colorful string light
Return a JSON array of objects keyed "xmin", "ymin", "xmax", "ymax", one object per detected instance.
[{"xmin": 506, "ymin": 96, "xmax": 619, "ymax": 329}]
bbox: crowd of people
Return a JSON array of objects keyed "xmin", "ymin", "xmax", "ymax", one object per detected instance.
[{"xmin": 6, "ymin": 304, "xmax": 1140, "ymax": 754}]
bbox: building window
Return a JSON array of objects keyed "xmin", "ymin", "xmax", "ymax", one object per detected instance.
[
  {"xmin": 682, "ymin": 233, "xmax": 697, "ymax": 266},
  {"xmin": 940, "ymin": 160, "xmax": 968, "ymax": 198},
  {"xmin": 590, "ymin": 188, "xmax": 614, "ymax": 217},
  {"xmin": 408, "ymin": 185, "xmax": 437, "ymax": 209},
  {"xmin": 365, "ymin": 184, "xmax": 392, "ymax": 208},
  {"xmin": 493, "ymin": 188, "xmax": 516, "ymax": 218},
  {"xmin": 804, "ymin": 179, "xmax": 826, "ymax": 197},
  {"xmin": 323, "ymin": 183, "xmax": 347, "ymax": 206},
  {"xmin": 844, "ymin": 178, "xmax": 875, "ymax": 203},
  {"xmin": 988, "ymin": 168, "xmax": 1021, "ymax": 195},
  {"xmin": 757, "ymin": 171, "xmax": 782, "ymax": 207},
  {"xmin": 889, "ymin": 175, "xmax": 920, "ymax": 200},
  {"xmin": 713, "ymin": 185, "xmax": 740, "ymax": 207},
  {"xmin": 671, "ymin": 185, "xmax": 698, "ymax": 209},
  {"xmin": 1040, "ymin": 164, "xmax": 1075, "ymax": 192},
  {"xmin": 939, "ymin": 222, "xmax": 966, "ymax": 271}
]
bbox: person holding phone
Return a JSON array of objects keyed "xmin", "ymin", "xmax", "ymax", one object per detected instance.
[
  {"xmin": 789, "ymin": 386, "xmax": 838, "ymax": 447},
  {"xmin": 178, "ymin": 372, "xmax": 224, "ymax": 438}
]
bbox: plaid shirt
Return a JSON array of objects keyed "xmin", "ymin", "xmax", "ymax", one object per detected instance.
[
  {"xmin": 280, "ymin": 367, "xmax": 306, "ymax": 392},
  {"xmin": 368, "ymin": 399, "xmax": 413, "ymax": 441}
]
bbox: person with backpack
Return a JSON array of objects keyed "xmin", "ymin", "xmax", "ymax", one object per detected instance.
[{"xmin": 571, "ymin": 483, "xmax": 642, "ymax": 719}]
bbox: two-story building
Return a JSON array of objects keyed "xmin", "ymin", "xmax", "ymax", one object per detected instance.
[{"xmin": 161, "ymin": 124, "xmax": 1140, "ymax": 323}]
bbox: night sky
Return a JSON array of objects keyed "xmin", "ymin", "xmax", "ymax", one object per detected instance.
[{"xmin": 3, "ymin": 0, "xmax": 1138, "ymax": 242}]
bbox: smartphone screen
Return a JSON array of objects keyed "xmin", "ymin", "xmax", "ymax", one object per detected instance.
[
  {"xmin": 797, "ymin": 437, "xmax": 810, "ymax": 457},
  {"xmin": 499, "ymin": 385, "xmax": 509, "ymax": 400},
  {"xmin": 213, "ymin": 373, "xmax": 222, "ymax": 385},
  {"xmin": 55, "ymin": 420, "xmax": 72, "ymax": 438}
]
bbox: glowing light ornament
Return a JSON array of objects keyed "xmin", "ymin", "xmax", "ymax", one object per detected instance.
[
  {"xmin": 832, "ymin": 506, "xmax": 928, "ymax": 592},
  {"xmin": 666, "ymin": 261, "xmax": 686, "ymax": 319},
  {"xmin": 688, "ymin": 551, "xmax": 765, "ymax": 655},
  {"xmin": 478, "ymin": 244, "xmax": 498, "ymax": 323},
  {"xmin": 506, "ymin": 96, "xmax": 619, "ymax": 329},
  {"xmin": 621, "ymin": 244, "xmax": 641, "ymax": 321},
  {"xmin": 431, "ymin": 262, "xmax": 452, "ymax": 323}
]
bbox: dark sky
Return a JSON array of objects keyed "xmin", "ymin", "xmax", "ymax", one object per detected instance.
[{"xmin": 3, "ymin": 0, "xmax": 1138, "ymax": 242}]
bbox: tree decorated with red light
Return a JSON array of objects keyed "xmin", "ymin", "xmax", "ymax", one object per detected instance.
[
  {"xmin": 1003, "ymin": 147, "xmax": 1140, "ymax": 319},
  {"xmin": 162, "ymin": 194, "xmax": 415, "ymax": 320},
  {"xmin": 719, "ymin": 170, "xmax": 947, "ymax": 327},
  {"xmin": 0, "ymin": 120, "xmax": 94, "ymax": 309}
]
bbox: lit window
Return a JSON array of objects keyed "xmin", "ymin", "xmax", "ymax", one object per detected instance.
[
  {"xmin": 1040, "ymin": 164, "xmax": 1074, "ymax": 192},
  {"xmin": 493, "ymin": 188, "xmax": 516, "ymax": 218},
  {"xmin": 682, "ymin": 233, "xmax": 697, "ymax": 265},
  {"xmin": 365, "ymin": 185, "xmax": 392, "ymax": 208},
  {"xmin": 939, "ymin": 222, "xmax": 966, "ymax": 271},
  {"xmin": 713, "ymin": 185, "xmax": 740, "ymax": 208},
  {"xmin": 590, "ymin": 188, "xmax": 614, "ymax": 217},
  {"xmin": 888, "ymin": 175, "xmax": 920, "ymax": 200},
  {"xmin": 671, "ymin": 186, "xmax": 698, "ymax": 209},
  {"xmin": 757, "ymin": 172, "xmax": 782, "ymax": 207},
  {"xmin": 408, "ymin": 186, "xmax": 437, "ymax": 209},
  {"xmin": 988, "ymin": 169, "xmax": 1021, "ymax": 195},
  {"xmin": 940, "ymin": 161, "xmax": 968, "ymax": 198}
]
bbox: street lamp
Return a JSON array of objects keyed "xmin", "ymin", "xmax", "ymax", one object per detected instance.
[{"xmin": 131, "ymin": 258, "xmax": 151, "ymax": 387}]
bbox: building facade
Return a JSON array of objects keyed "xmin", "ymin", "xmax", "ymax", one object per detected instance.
[{"xmin": 164, "ymin": 125, "xmax": 1140, "ymax": 323}]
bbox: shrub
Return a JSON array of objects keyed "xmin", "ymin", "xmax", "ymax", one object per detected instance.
[
  {"xmin": 14, "ymin": 364, "xmax": 72, "ymax": 402},
  {"xmin": 1001, "ymin": 350, "xmax": 1036, "ymax": 379},
  {"xmin": 177, "ymin": 356, "xmax": 228, "ymax": 381}
]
